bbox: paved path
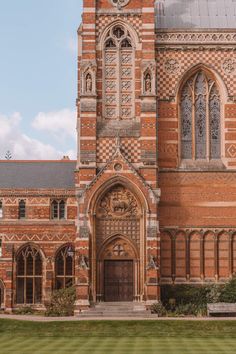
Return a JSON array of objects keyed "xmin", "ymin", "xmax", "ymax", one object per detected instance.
[{"xmin": 0, "ymin": 314, "xmax": 236, "ymax": 322}]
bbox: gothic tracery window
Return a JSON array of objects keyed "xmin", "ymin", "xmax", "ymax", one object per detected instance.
[
  {"xmin": 16, "ymin": 245, "xmax": 42, "ymax": 304},
  {"xmin": 55, "ymin": 245, "xmax": 75, "ymax": 289},
  {"xmin": 180, "ymin": 70, "xmax": 221, "ymax": 161},
  {"xmin": 104, "ymin": 25, "xmax": 134, "ymax": 120}
]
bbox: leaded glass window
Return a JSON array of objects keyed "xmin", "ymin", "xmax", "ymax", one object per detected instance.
[
  {"xmin": 180, "ymin": 71, "xmax": 221, "ymax": 161},
  {"xmin": 104, "ymin": 25, "xmax": 134, "ymax": 120},
  {"xmin": 16, "ymin": 245, "xmax": 42, "ymax": 304},
  {"xmin": 19, "ymin": 200, "xmax": 26, "ymax": 219},
  {"xmin": 55, "ymin": 245, "xmax": 75, "ymax": 289},
  {"xmin": 51, "ymin": 200, "xmax": 66, "ymax": 220}
]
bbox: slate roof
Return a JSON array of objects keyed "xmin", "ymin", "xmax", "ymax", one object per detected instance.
[
  {"xmin": 0, "ymin": 161, "xmax": 76, "ymax": 189},
  {"xmin": 155, "ymin": 0, "xmax": 236, "ymax": 29}
]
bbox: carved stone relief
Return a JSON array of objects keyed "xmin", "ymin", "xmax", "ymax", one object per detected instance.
[
  {"xmin": 222, "ymin": 59, "xmax": 236, "ymax": 75},
  {"xmin": 110, "ymin": 0, "xmax": 130, "ymax": 9},
  {"xmin": 102, "ymin": 238, "xmax": 135, "ymax": 259},
  {"xmin": 164, "ymin": 58, "xmax": 180, "ymax": 75},
  {"xmin": 97, "ymin": 185, "xmax": 138, "ymax": 218}
]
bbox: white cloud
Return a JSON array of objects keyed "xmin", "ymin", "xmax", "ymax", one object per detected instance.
[
  {"xmin": 32, "ymin": 109, "xmax": 76, "ymax": 142},
  {"xmin": 0, "ymin": 111, "xmax": 76, "ymax": 160}
]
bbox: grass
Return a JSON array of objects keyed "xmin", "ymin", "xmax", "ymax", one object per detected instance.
[{"xmin": 0, "ymin": 319, "xmax": 236, "ymax": 353}]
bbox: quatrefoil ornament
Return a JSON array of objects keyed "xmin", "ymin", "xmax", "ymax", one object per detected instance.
[{"xmin": 110, "ymin": 0, "xmax": 130, "ymax": 9}]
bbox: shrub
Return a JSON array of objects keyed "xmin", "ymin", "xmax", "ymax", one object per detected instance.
[
  {"xmin": 219, "ymin": 276, "xmax": 236, "ymax": 303},
  {"xmin": 150, "ymin": 302, "xmax": 167, "ymax": 317},
  {"xmin": 45, "ymin": 287, "xmax": 76, "ymax": 317},
  {"xmin": 14, "ymin": 306, "xmax": 35, "ymax": 315},
  {"xmin": 174, "ymin": 303, "xmax": 207, "ymax": 317}
]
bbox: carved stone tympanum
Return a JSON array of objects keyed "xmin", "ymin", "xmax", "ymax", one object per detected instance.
[{"xmin": 97, "ymin": 185, "xmax": 138, "ymax": 218}]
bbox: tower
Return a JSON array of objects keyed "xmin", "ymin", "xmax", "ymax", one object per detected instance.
[{"xmin": 75, "ymin": 0, "xmax": 160, "ymax": 308}]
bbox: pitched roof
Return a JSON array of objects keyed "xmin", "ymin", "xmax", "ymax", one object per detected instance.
[
  {"xmin": 155, "ymin": 0, "xmax": 236, "ymax": 29},
  {"xmin": 0, "ymin": 161, "xmax": 76, "ymax": 189}
]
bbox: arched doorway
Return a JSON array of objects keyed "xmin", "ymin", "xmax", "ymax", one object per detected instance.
[
  {"xmin": 93, "ymin": 183, "xmax": 143, "ymax": 302},
  {"xmin": 98, "ymin": 235, "xmax": 138, "ymax": 302}
]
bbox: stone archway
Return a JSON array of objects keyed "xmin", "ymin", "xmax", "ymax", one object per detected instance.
[
  {"xmin": 93, "ymin": 183, "xmax": 143, "ymax": 302},
  {"xmin": 98, "ymin": 235, "xmax": 139, "ymax": 302}
]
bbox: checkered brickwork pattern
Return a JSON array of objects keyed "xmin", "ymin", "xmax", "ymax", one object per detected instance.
[
  {"xmin": 157, "ymin": 50, "xmax": 236, "ymax": 99},
  {"xmin": 96, "ymin": 15, "xmax": 142, "ymax": 39},
  {"xmin": 96, "ymin": 138, "xmax": 141, "ymax": 163}
]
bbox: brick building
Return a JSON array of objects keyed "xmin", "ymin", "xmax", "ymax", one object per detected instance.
[{"xmin": 1, "ymin": 0, "xmax": 236, "ymax": 312}]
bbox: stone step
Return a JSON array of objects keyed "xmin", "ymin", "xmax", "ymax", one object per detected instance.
[
  {"xmin": 79, "ymin": 312, "xmax": 156, "ymax": 318},
  {"xmin": 79, "ymin": 302, "xmax": 152, "ymax": 318}
]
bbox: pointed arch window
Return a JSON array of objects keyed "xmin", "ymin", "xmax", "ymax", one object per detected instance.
[
  {"xmin": 103, "ymin": 25, "xmax": 134, "ymax": 120},
  {"xmin": 180, "ymin": 70, "xmax": 221, "ymax": 161},
  {"xmin": 16, "ymin": 245, "xmax": 42, "ymax": 304},
  {"xmin": 55, "ymin": 245, "xmax": 75, "ymax": 289}
]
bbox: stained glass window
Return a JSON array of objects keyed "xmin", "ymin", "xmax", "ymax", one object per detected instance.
[{"xmin": 180, "ymin": 71, "xmax": 221, "ymax": 161}]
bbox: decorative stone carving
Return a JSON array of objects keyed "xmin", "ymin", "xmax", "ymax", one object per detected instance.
[
  {"xmin": 156, "ymin": 32, "xmax": 236, "ymax": 45},
  {"xmin": 144, "ymin": 73, "xmax": 152, "ymax": 93},
  {"xmin": 97, "ymin": 185, "xmax": 138, "ymax": 218},
  {"xmin": 222, "ymin": 59, "xmax": 236, "ymax": 75},
  {"xmin": 78, "ymin": 255, "xmax": 89, "ymax": 270},
  {"xmin": 103, "ymin": 238, "xmax": 135, "ymax": 259},
  {"xmin": 164, "ymin": 58, "xmax": 180, "ymax": 75},
  {"xmin": 79, "ymin": 226, "xmax": 90, "ymax": 239},
  {"xmin": 85, "ymin": 73, "xmax": 92, "ymax": 93},
  {"xmin": 110, "ymin": 0, "xmax": 130, "ymax": 9},
  {"xmin": 141, "ymin": 62, "xmax": 156, "ymax": 96},
  {"xmin": 80, "ymin": 61, "xmax": 97, "ymax": 96},
  {"xmin": 147, "ymin": 255, "xmax": 159, "ymax": 270}
]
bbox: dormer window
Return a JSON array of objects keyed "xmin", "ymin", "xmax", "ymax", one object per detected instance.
[
  {"xmin": 0, "ymin": 201, "xmax": 3, "ymax": 218},
  {"xmin": 51, "ymin": 200, "xmax": 66, "ymax": 220}
]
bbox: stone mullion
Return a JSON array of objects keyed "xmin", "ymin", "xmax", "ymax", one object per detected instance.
[
  {"xmin": 186, "ymin": 231, "xmax": 190, "ymax": 281},
  {"xmin": 229, "ymin": 231, "xmax": 233, "ymax": 278},
  {"xmin": 171, "ymin": 233, "xmax": 176, "ymax": 283},
  {"xmin": 200, "ymin": 232, "xmax": 204, "ymax": 280},
  {"xmin": 214, "ymin": 233, "xmax": 219, "ymax": 281}
]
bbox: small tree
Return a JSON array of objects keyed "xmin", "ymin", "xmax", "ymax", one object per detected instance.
[
  {"xmin": 5, "ymin": 151, "xmax": 12, "ymax": 160},
  {"xmin": 45, "ymin": 287, "xmax": 76, "ymax": 317}
]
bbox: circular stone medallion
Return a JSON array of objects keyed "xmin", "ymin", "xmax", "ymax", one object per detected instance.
[{"xmin": 110, "ymin": 0, "xmax": 130, "ymax": 9}]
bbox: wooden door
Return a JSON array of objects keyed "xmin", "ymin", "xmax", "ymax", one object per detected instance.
[{"xmin": 104, "ymin": 260, "xmax": 133, "ymax": 302}]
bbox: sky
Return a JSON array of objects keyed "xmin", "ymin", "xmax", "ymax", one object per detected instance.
[{"xmin": 0, "ymin": 0, "xmax": 83, "ymax": 160}]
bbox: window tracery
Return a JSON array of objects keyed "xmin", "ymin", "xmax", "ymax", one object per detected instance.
[
  {"xmin": 180, "ymin": 70, "xmax": 221, "ymax": 161},
  {"xmin": 103, "ymin": 25, "xmax": 134, "ymax": 120},
  {"xmin": 16, "ymin": 245, "xmax": 42, "ymax": 304},
  {"xmin": 55, "ymin": 245, "xmax": 75, "ymax": 289}
]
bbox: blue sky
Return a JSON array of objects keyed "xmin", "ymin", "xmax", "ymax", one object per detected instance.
[{"xmin": 0, "ymin": 0, "xmax": 82, "ymax": 159}]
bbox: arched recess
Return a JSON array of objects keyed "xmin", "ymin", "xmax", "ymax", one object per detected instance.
[
  {"xmin": 160, "ymin": 232, "xmax": 172, "ymax": 279},
  {"xmin": 204, "ymin": 232, "xmax": 215, "ymax": 280},
  {"xmin": 189, "ymin": 232, "xmax": 201, "ymax": 280},
  {"xmin": 98, "ymin": 20, "xmax": 139, "ymax": 121},
  {"xmin": 176, "ymin": 64, "xmax": 227, "ymax": 164},
  {"xmin": 55, "ymin": 244, "xmax": 75, "ymax": 290},
  {"xmin": 15, "ymin": 243, "xmax": 44, "ymax": 305},
  {"xmin": 218, "ymin": 232, "xmax": 230, "ymax": 279},
  {"xmin": 175, "ymin": 231, "xmax": 186, "ymax": 279},
  {"xmin": 97, "ymin": 235, "xmax": 139, "ymax": 302},
  {"xmin": 0, "ymin": 280, "xmax": 5, "ymax": 309},
  {"xmin": 233, "ymin": 233, "xmax": 236, "ymax": 275},
  {"xmin": 88, "ymin": 177, "xmax": 148, "ymax": 302}
]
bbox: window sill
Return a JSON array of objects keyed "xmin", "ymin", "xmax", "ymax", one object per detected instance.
[{"xmin": 179, "ymin": 159, "xmax": 226, "ymax": 171}]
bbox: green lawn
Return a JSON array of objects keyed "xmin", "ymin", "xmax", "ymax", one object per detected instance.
[{"xmin": 0, "ymin": 319, "xmax": 236, "ymax": 353}]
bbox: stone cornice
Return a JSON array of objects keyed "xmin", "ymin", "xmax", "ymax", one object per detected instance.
[{"xmin": 156, "ymin": 31, "xmax": 236, "ymax": 46}]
